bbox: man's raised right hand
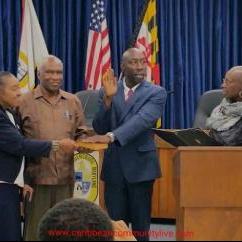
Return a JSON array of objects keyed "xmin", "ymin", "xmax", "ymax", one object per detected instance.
[{"xmin": 102, "ymin": 69, "xmax": 118, "ymax": 108}]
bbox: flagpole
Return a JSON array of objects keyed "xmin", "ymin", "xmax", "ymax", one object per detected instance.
[{"xmin": 20, "ymin": 0, "xmax": 25, "ymax": 32}]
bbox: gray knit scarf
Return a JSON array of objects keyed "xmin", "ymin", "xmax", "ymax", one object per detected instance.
[{"xmin": 206, "ymin": 98, "xmax": 242, "ymax": 131}]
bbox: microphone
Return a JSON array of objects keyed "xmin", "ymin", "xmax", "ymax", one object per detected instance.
[{"xmin": 167, "ymin": 90, "xmax": 174, "ymax": 95}]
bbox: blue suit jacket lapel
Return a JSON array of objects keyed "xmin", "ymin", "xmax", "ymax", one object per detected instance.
[{"xmin": 119, "ymin": 81, "xmax": 146, "ymax": 123}]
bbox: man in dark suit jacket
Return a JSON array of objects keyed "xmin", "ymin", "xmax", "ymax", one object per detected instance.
[
  {"xmin": 0, "ymin": 71, "xmax": 77, "ymax": 241},
  {"xmin": 83, "ymin": 48, "xmax": 167, "ymax": 241}
]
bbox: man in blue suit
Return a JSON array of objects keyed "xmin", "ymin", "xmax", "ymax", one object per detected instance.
[
  {"xmin": 0, "ymin": 71, "xmax": 77, "ymax": 241},
  {"xmin": 84, "ymin": 48, "xmax": 167, "ymax": 241}
]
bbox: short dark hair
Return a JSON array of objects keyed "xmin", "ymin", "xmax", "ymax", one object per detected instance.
[
  {"xmin": 0, "ymin": 71, "xmax": 13, "ymax": 87},
  {"xmin": 38, "ymin": 198, "xmax": 114, "ymax": 241}
]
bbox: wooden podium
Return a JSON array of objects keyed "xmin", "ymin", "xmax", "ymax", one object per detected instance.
[
  {"xmin": 94, "ymin": 137, "xmax": 178, "ymax": 219},
  {"xmin": 152, "ymin": 136, "xmax": 176, "ymax": 218},
  {"xmin": 174, "ymin": 147, "xmax": 242, "ymax": 241},
  {"xmin": 77, "ymin": 137, "xmax": 178, "ymax": 220}
]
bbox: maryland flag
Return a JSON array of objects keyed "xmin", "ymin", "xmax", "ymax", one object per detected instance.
[
  {"xmin": 132, "ymin": 0, "xmax": 162, "ymax": 127},
  {"xmin": 17, "ymin": 0, "xmax": 48, "ymax": 93},
  {"xmin": 133, "ymin": 0, "xmax": 160, "ymax": 85}
]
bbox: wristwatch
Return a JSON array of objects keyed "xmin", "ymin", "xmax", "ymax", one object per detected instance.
[
  {"xmin": 52, "ymin": 140, "xmax": 60, "ymax": 151},
  {"xmin": 106, "ymin": 132, "xmax": 115, "ymax": 143}
]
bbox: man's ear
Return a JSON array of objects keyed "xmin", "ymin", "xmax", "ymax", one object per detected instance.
[
  {"xmin": 37, "ymin": 70, "xmax": 41, "ymax": 80},
  {"xmin": 121, "ymin": 63, "xmax": 125, "ymax": 74},
  {"xmin": 0, "ymin": 84, "xmax": 5, "ymax": 94}
]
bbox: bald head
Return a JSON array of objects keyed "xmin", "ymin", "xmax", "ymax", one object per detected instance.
[
  {"xmin": 222, "ymin": 66, "xmax": 242, "ymax": 101},
  {"xmin": 121, "ymin": 48, "xmax": 147, "ymax": 88},
  {"xmin": 228, "ymin": 66, "xmax": 242, "ymax": 73},
  {"xmin": 226, "ymin": 66, "xmax": 242, "ymax": 83},
  {"xmin": 37, "ymin": 55, "xmax": 63, "ymax": 95},
  {"xmin": 122, "ymin": 48, "xmax": 145, "ymax": 64},
  {"xmin": 38, "ymin": 55, "xmax": 63, "ymax": 73}
]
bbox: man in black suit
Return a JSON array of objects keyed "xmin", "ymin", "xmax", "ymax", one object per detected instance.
[{"xmin": 0, "ymin": 71, "xmax": 77, "ymax": 241}]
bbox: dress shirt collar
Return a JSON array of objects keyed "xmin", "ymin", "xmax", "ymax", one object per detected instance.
[
  {"xmin": 123, "ymin": 78, "xmax": 141, "ymax": 93},
  {"xmin": 33, "ymin": 85, "xmax": 70, "ymax": 100}
]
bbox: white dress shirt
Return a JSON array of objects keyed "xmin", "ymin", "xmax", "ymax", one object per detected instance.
[{"xmin": 123, "ymin": 79, "xmax": 140, "ymax": 101}]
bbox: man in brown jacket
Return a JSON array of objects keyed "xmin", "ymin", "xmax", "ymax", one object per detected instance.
[{"xmin": 19, "ymin": 55, "xmax": 86, "ymax": 241}]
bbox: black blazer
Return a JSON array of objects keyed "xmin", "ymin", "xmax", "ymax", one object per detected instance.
[{"xmin": 0, "ymin": 108, "xmax": 51, "ymax": 183}]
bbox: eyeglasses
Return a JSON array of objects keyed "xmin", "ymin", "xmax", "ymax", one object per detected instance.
[{"xmin": 222, "ymin": 78, "xmax": 233, "ymax": 84}]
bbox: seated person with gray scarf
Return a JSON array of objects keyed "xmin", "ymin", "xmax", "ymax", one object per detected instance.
[{"xmin": 206, "ymin": 66, "xmax": 242, "ymax": 146}]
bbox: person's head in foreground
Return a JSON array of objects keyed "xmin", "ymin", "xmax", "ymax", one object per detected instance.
[{"xmin": 38, "ymin": 198, "xmax": 113, "ymax": 241}]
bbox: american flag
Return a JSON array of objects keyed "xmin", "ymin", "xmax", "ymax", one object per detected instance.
[{"xmin": 85, "ymin": 0, "xmax": 111, "ymax": 90}]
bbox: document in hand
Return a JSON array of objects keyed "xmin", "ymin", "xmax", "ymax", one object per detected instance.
[{"xmin": 153, "ymin": 128, "xmax": 222, "ymax": 147}]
